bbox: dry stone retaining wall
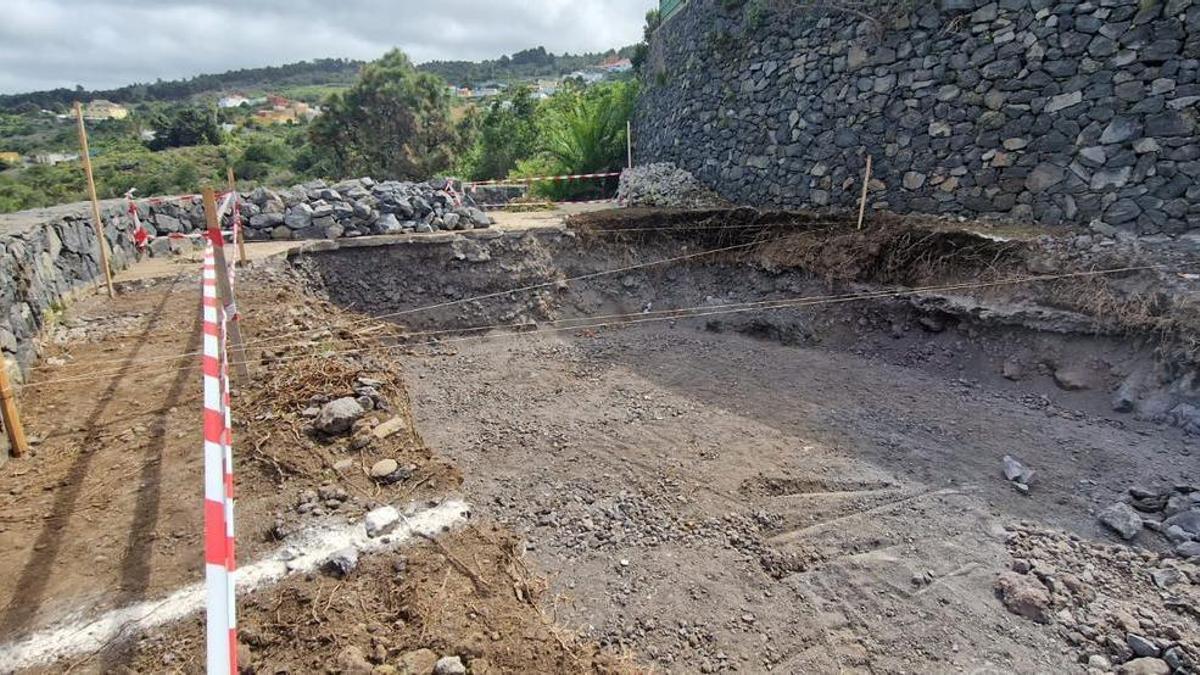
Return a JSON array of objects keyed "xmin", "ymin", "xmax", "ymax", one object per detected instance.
[
  {"xmin": 635, "ymin": 0, "xmax": 1200, "ymax": 235},
  {"xmin": 0, "ymin": 177, "xmax": 491, "ymax": 377}
]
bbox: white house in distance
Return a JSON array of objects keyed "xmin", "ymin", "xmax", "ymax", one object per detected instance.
[
  {"xmin": 601, "ymin": 57, "xmax": 634, "ymax": 73},
  {"xmin": 33, "ymin": 152, "xmax": 80, "ymax": 165},
  {"xmin": 566, "ymin": 70, "xmax": 606, "ymax": 85},
  {"xmin": 218, "ymin": 94, "xmax": 250, "ymax": 108}
]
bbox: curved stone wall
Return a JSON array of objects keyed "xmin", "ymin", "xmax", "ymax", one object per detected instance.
[
  {"xmin": 0, "ymin": 177, "xmax": 491, "ymax": 377},
  {"xmin": 635, "ymin": 0, "xmax": 1200, "ymax": 235}
]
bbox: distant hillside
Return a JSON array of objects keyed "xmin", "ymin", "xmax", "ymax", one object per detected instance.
[
  {"xmin": 419, "ymin": 45, "xmax": 639, "ymax": 86},
  {"xmin": 0, "ymin": 45, "xmax": 639, "ymax": 113},
  {"xmin": 0, "ymin": 59, "xmax": 364, "ymax": 112}
]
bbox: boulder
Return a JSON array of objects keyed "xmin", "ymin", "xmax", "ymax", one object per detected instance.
[
  {"xmin": 314, "ymin": 397, "xmax": 365, "ymax": 435},
  {"xmin": 993, "ymin": 571, "xmax": 1051, "ymax": 623},
  {"xmin": 1099, "ymin": 502, "xmax": 1144, "ymax": 540},
  {"xmin": 1117, "ymin": 657, "xmax": 1171, "ymax": 675},
  {"xmin": 284, "ymin": 203, "xmax": 313, "ymax": 229},
  {"xmin": 249, "ymin": 212, "xmax": 284, "ymax": 229},
  {"xmin": 1164, "ymin": 509, "xmax": 1200, "ymax": 537},
  {"xmin": 376, "ymin": 213, "xmax": 403, "ymax": 234}
]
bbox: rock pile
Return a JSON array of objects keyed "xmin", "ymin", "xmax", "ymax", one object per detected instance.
[
  {"xmin": 1099, "ymin": 486, "xmax": 1200, "ymax": 559},
  {"xmin": 617, "ymin": 163, "xmax": 729, "ymax": 209},
  {"xmin": 0, "ymin": 178, "xmax": 494, "ymax": 378},
  {"xmin": 999, "ymin": 524, "xmax": 1198, "ymax": 674},
  {"xmin": 239, "ymin": 178, "xmax": 493, "ymax": 241}
]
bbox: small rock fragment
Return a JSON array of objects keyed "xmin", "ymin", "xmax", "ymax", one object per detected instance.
[
  {"xmin": 325, "ymin": 547, "xmax": 359, "ymax": 577},
  {"xmin": 335, "ymin": 645, "xmax": 373, "ymax": 674},
  {"xmin": 1002, "ymin": 455, "xmax": 1034, "ymax": 488},
  {"xmin": 398, "ymin": 649, "xmax": 439, "ymax": 674},
  {"xmin": 1175, "ymin": 541, "xmax": 1200, "ymax": 558},
  {"xmin": 1163, "ymin": 647, "xmax": 1189, "ymax": 672},
  {"xmin": 1149, "ymin": 567, "xmax": 1181, "ymax": 588},
  {"xmin": 372, "ymin": 416, "xmax": 409, "ymax": 440},
  {"xmin": 434, "ymin": 655, "xmax": 467, "ymax": 675},
  {"xmin": 1052, "ymin": 365, "xmax": 1093, "ymax": 391},
  {"xmin": 1127, "ymin": 634, "xmax": 1160, "ymax": 658},
  {"xmin": 369, "ymin": 458, "xmax": 412, "ymax": 485},
  {"xmin": 365, "ymin": 505, "xmax": 400, "ymax": 538},
  {"xmin": 370, "ymin": 458, "xmax": 399, "ymax": 479}
]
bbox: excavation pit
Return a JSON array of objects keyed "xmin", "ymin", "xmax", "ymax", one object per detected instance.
[{"xmin": 287, "ymin": 210, "xmax": 1200, "ymax": 673}]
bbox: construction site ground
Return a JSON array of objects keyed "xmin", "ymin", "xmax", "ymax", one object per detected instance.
[{"xmin": 0, "ymin": 208, "xmax": 1197, "ymax": 674}]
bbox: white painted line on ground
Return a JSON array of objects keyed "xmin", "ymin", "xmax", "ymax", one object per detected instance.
[{"xmin": 0, "ymin": 499, "xmax": 470, "ymax": 672}]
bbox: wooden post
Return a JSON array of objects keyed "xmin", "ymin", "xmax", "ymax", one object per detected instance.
[
  {"xmin": 203, "ymin": 187, "xmax": 251, "ymax": 381},
  {"xmin": 74, "ymin": 102, "xmax": 115, "ymax": 298},
  {"xmin": 226, "ymin": 167, "xmax": 248, "ymax": 266},
  {"xmin": 626, "ymin": 120, "xmax": 633, "ymax": 169},
  {"xmin": 856, "ymin": 154, "xmax": 873, "ymax": 230},
  {"xmin": 0, "ymin": 359, "xmax": 29, "ymax": 458}
]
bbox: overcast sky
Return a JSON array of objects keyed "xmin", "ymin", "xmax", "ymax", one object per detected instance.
[{"xmin": 0, "ymin": 0, "xmax": 652, "ymax": 94}]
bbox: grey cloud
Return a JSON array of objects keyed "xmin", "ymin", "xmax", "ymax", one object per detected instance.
[{"xmin": 0, "ymin": 0, "xmax": 651, "ymax": 94}]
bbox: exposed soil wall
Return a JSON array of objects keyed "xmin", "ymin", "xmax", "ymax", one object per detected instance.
[
  {"xmin": 294, "ymin": 214, "xmax": 1200, "ymax": 435},
  {"xmin": 636, "ymin": 0, "xmax": 1200, "ymax": 236}
]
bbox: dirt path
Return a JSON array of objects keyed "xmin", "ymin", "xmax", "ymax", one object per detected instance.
[{"xmin": 0, "ymin": 254, "xmax": 618, "ymax": 673}]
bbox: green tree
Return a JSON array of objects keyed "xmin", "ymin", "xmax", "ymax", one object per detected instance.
[
  {"xmin": 633, "ymin": 9, "xmax": 662, "ymax": 73},
  {"xmin": 309, "ymin": 49, "xmax": 457, "ymax": 180},
  {"xmin": 235, "ymin": 138, "xmax": 290, "ymax": 181},
  {"xmin": 147, "ymin": 106, "xmax": 221, "ymax": 150},
  {"xmin": 514, "ymin": 81, "xmax": 637, "ymax": 200},
  {"xmin": 456, "ymin": 87, "xmax": 539, "ymax": 180},
  {"xmin": 541, "ymin": 82, "xmax": 635, "ymax": 173}
]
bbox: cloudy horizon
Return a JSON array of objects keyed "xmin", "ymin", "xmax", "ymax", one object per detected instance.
[{"xmin": 0, "ymin": 0, "xmax": 651, "ymax": 95}]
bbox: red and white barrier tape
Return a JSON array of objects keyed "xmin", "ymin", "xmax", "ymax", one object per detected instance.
[
  {"xmin": 466, "ymin": 171, "xmax": 621, "ymax": 188},
  {"xmin": 140, "ymin": 190, "xmax": 234, "ymax": 209},
  {"xmin": 201, "ymin": 243, "xmax": 237, "ymax": 675},
  {"xmin": 133, "ymin": 191, "xmax": 239, "ymax": 245},
  {"xmin": 146, "ymin": 230, "xmax": 235, "ymax": 245},
  {"xmin": 126, "ymin": 192, "xmax": 148, "ymax": 252},
  {"xmin": 477, "ymin": 197, "xmax": 623, "ymax": 210},
  {"xmin": 444, "ymin": 182, "xmax": 464, "ymax": 209}
]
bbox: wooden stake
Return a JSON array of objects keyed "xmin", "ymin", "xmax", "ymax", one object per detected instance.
[
  {"xmin": 226, "ymin": 167, "xmax": 248, "ymax": 266},
  {"xmin": 74, "ymin": 102, "xmax": 115, "ymax": 298},
  {"xmin": 0, "ymin": 359, "xmax": 29, "ymax": 458},
  {"xmin": 856, "ymin": 154, "xmax": 873, "ymax": 230},
  {"xmin": 626, "ymin": 120, "xmax": 633, "ymax": 169},
  {"xmin": 203, "ymin": 187, "xmax": 250, "ymax": 381}
]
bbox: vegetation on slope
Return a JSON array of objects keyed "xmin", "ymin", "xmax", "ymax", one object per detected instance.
[{"xmin": 0, "ymin": 44, "xmax": 642, "ymax": 213}]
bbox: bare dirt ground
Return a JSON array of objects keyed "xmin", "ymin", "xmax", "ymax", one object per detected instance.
[
  {"xmin": 0, "ymin": 257, "xmax": 620, "ymax": 673},
  {"xmin": 1, "ymin": 209, "xmax": 1198, "ymax": 674},
  {"xmin": 404, "ymin": 322, "xmax": 1191, "ymax": 673}
]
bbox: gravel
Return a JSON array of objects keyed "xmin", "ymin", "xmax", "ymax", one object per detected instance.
[{"xmin": 618, "ymin": 163, "xmax": 729, "ymax": 209}]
